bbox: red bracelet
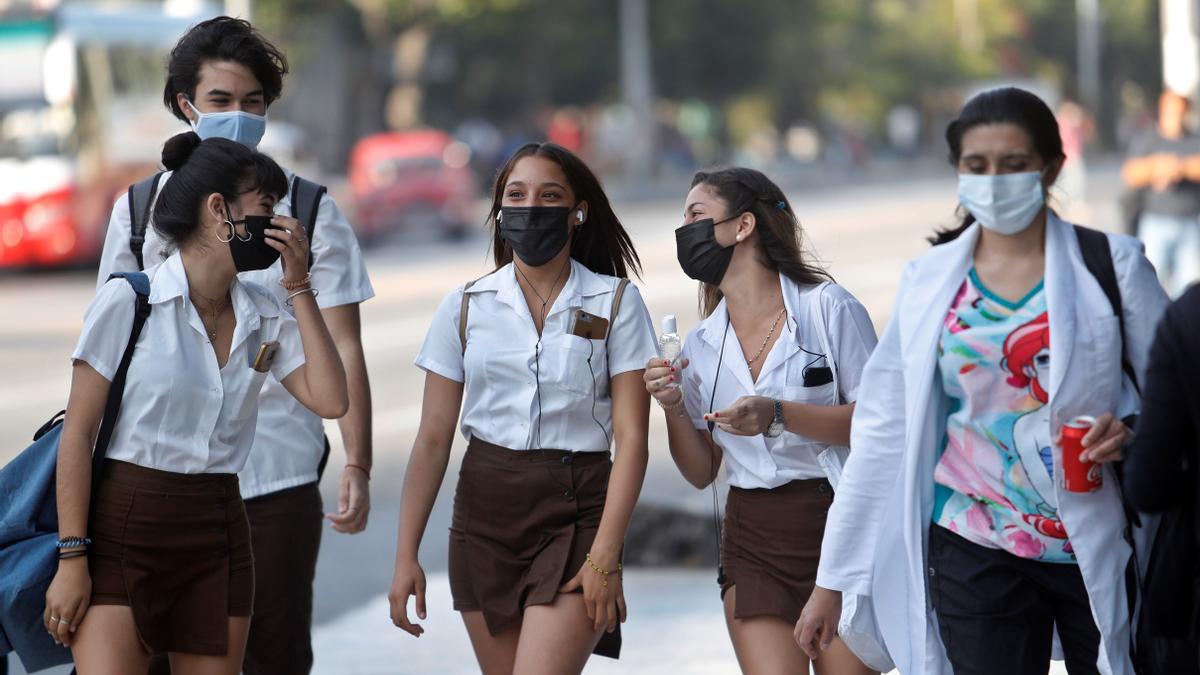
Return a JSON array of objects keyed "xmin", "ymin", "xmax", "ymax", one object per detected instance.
[{"xmin": 345, "ymin": 463, "xmax": 371, "ymax": 480}]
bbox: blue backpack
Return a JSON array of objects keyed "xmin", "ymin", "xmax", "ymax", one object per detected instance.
[{"xmin": 0, "ymin": 272, "xmax": 151, "ymax": 673}]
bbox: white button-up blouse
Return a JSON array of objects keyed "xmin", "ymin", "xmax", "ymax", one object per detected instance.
[
  {"xmin": 415, "ymin": 260, "xmax": 659, "ymax": 452},
  {"xmin": 73, "ymin": 252, "xmax": 305, "ymax": 474},
  {"xmin": 679, "ymin": 276, "xmax": 878, "ymax": 489}
]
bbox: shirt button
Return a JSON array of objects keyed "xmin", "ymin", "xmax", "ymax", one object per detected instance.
[{"xmin": 562, "ymin": 490, "xmax": 575, "ymax": 501}]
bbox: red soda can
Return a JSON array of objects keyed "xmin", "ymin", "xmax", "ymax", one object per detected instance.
[{"xmin": 1061, "ymin": 415, "xmax": 1102, "ymax": 493}]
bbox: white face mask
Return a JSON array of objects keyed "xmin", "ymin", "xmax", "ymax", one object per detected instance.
[{"xmin": 957, "ymin": 171, "xmax": 1045, "ymax": 235}]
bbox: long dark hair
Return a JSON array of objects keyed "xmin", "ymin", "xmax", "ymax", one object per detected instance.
[
  {"xmin": 690, "ymin": 167, "xmax": 831, "ymax": 317},
  {"xmin": 932, "ymin": 87, "xmax": 1064, "ymax": 245},
  {"xmin": 487, "ymin": 142, "xmax": 641, "ymax": 278},
  {"xmin": 154, "ymin": 132, "xmax": 288, "ymax": 248}
]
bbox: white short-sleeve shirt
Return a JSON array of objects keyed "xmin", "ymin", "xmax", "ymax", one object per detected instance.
[
  {"xmin": 74, "ymin": 252, "xmax": 305, "ymax": 475},
  {"xmin": 415, "ymin": 259, "xmax": 659, "ymax": 452},
  {"xmin": 96, "ymin": 169, "xmax": 374, "ymax": 497},
  {"xmin": 679, "ymin": 276, "xmax": 878, "ymax": 489}
]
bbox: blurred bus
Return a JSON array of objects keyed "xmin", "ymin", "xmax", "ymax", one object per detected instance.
[{"xmin": 0, "ymin": 2, "xmax": 216, "ymax": 269}]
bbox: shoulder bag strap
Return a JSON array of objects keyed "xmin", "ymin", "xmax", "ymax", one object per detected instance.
[
  {"xmin": 90, "ymin": 272, "xmax": 152, "ymax": 486},
  {"xmin": 459, "ymin": 280, "xmax": 477, "ymax": 356},
  {"xmin": 605, "ymin": 279, "xmax": 630, "ymax": 378},
  {"xmin": 127, "ymin": 172, "xmax": 164, "ymax": 272}
]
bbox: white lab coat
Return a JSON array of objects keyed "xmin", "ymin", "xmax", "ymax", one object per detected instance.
[{"xmin": 817, "ymin": 213, "xmax": 1169, "ymax": 674}]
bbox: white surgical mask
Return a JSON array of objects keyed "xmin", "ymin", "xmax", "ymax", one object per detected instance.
[
  {"xmin": 186, "ymin": 100, "xmax": 267, "ymax": 150},
  {"xmin": 957, "ymin": 171, "xmax": 1045, "ymax": 235}
]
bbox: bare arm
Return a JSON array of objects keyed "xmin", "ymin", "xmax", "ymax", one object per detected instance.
[
  {"xmin": 590, "ymin": 371, "xmax": 650, "ymax": 567},
  {"xmin": 322, "ymin": 303, "xmax": 372, "ymax": 533},
  {"xmin": 389, "ymin": 371, "xmax": 463, "ymax": 636},
  {"xmin": 45, "ymin": 362, "xmax": 111, "ymax": 644},
  {"xmin": 780, "ymin": 401, "xmax": 855, "ymax": 446},
  {"xmin": 279, "ymin": 289, "xmax": 349, "ymax": 419},
  {"xmin": 262, "ymin": 218, "xmax": 348, "ymax": 419},
  {"xmin": 645, "ymin": 357, "xmax": 723, "ymax": 489}
]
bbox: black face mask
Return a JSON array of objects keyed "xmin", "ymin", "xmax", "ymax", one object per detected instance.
[
  {"xmin": 227, "ymin": 213, "xmax": 282, "ymax": 272},
  {"xmin": 675, "ymin": 215, "xmax": 737, "ymax": 285},
  {"xmin": 498, "ymin": 205, "xmax": 573, "ymax": 267}
]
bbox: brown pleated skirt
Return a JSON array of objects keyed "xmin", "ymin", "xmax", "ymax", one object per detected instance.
[
  {"xmin": 448, "ymin": 437, "xmax": 620, "ymax": 659},
  {"xmin": 719, "ymin": 478, "xmax": 834, "ymax": 624},
  {"xmin": 89, "ymin": 459, "xmax": 254, "ymax": 656}
]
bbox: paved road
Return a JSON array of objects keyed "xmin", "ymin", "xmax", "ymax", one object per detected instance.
[{"xmin": 2, "ymin": 167, "xmax": 1118, "ymax": 674}]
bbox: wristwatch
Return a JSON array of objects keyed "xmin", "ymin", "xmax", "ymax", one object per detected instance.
[{"xmin": 764, "ymin": 398, "xmax": 785, "ymax": 438}]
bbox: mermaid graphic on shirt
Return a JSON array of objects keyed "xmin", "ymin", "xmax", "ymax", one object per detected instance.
[{"xmin": 934, "ymin": 274, "xmax": 1074, "ymax": 562}]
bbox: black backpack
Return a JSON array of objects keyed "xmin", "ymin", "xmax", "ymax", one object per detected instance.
[{"xmin": 127, "ymin": 172, "xmax": 326, "ymax": 271}]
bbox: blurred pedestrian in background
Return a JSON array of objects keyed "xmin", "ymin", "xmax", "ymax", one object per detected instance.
[
  {"xmin": 95, "ymin": 17, "xmax": 374, "ymax": 675},
  {"xmin": 644, "ymin": 167, "xmax": 880, "ymax": 674},
  {"xmin": 799, "ymin": 87, "xmax": 1169, "ymax": 675},
  {"xmin": 1122, "ymin": 90, "xmax": 1200, "ymax": 296},
  {"xmin": 47, "ymin": 133, "xmax": 347, "ymax": 675},
  {"xmin": 389, "ymin": 142, "xmax": 657, "ymax": 674}
]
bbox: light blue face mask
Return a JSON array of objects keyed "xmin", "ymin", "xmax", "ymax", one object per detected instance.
[
  {"xmin": 957, "ymin": 170, "xmax": 1046, "ymax": 235},
  {"xmin": 186, "ymin": 100, "xmax": 267, "ymax": 150}
]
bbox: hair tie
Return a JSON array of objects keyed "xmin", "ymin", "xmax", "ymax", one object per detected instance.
[{"xmin": 776, "ymin": 200, "xmax": 786, "ymax": 211}]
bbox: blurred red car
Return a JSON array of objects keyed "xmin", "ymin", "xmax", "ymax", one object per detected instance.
[{"xmin": 349, "ymin": 130, "xmax": 479, "ymax": 242}]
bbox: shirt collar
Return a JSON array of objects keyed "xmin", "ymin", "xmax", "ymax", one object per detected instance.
[
  {"xmin": 148, "ymin": 250, "xmax": 281, "ymax": 319},
  {"xmin": 466, "ymin": 258, "xmax": 613, "ymax": 312}
]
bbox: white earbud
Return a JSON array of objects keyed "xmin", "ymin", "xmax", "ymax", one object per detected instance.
[{"xmin": 577, "ymin": 210, "xmax": 584, "ymax": 223}]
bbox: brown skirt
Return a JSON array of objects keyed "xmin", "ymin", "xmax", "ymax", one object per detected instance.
[
  {"xmin": 720, "ymin": 478, "xmax": 834, "ymax": 624},
  {"xmin": 89, "ymin": 460, "xmax": 254, "ymax": 656},
  {"xmin": 448, "ymin": 437, "xmax": 620, "ymax": 659}
]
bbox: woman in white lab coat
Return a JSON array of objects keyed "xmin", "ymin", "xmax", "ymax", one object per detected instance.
[{"xmin": 796, "ymin": 87, "xmax": 1169, "ymax": 674}]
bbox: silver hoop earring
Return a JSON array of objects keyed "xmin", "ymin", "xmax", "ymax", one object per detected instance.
[{"xmin": 216, "ymin": 220, "xmax": 235, "ymax": 243}]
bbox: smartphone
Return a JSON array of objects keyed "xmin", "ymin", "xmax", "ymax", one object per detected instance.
[
  {"xmin": 252, "ymin": 341, "xmax": 280, "ymax": 372},
  {"xmin": 568, "ymin": 309, "xmax": 609, "ymax": 339}
]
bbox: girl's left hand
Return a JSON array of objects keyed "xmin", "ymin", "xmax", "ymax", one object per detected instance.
[
  {"xmin": 704, "ymin": 395, "xmax": 774, "ymax": 436},
  {"xmin": 558, "ymin": 552, "xmax": 626, "ymax": 633},
  {"xmin": 1078, "ymin": 412, "xmax": 1131, "ymax": 464},
  {"xmin": 263, "ymin": 215, "xmax": 310, "ymax": 283}
]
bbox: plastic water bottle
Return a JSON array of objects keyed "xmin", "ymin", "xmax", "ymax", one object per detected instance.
[{"xmin": 658, "ymin": 314, "xmax": 681, "ymax": 389}]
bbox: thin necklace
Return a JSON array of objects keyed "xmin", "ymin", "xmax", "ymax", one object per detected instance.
[
  {"xmin": 746, "ymin": 308, "xmax": 787, "ymax": 365},
  {"xmin": 515, "ymin": 257, "xmax": 571, "ymax": 333},
  {"xmin": 191, "ymin": 289, "xmax": 229, "ymax": 341}
]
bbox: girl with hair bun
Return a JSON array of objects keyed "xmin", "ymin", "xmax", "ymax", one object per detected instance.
[{"xmin": 44, "ymin": 132, "xmax": 347, "ymax": 675}]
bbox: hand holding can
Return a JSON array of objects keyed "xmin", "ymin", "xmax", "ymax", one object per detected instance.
[{"xmin": 1061, "ymin": 416, "xmax": 1102, "ymax": 493}]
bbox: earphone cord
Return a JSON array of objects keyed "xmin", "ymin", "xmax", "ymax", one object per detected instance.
[
  {"xmin": 708, "ymin": 317, "xmax": 731, "ymax": 584},
  {"xmin": 586, "ymin": 340, "xmax": 611, "ymax": 448},
  {"xmin": 515, "ymin": 257, "xmax": 574, "ymax": 490}
]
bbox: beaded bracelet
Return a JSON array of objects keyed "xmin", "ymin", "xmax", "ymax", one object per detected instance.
[
  {"xmin": 55, "ymin": 536, "xmax": 91, "ymax": 550},
  {"xmin": 279, "ymin": 272, "xmax": 312, "ymax": 291},
  {"xmin": 285, "ymin": 287, "xmax": 319, "ymax": 307},
  {"xmin": 585, "ymin": 554, "xmax": 623, "ymax": 588},
  {"xmin": 656, "ymin": 394, "xmax": 686, "ymax": 416}
]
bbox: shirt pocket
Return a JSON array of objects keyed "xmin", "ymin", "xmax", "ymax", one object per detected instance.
[{"xmin": 554, "ymin": 335, "xmax": 607, "ymax": 397}]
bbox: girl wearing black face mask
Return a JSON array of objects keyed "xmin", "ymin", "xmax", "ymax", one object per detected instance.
[
  {"xmin": 390, "ymin": 143, "xmax": 658, "ymax": 674},
  {"xmin": 45, "ymin": 133, "xmax": 347, "ymax": 674},
  {"xmin": 644, "ymin": 167, "xmax": 881, "ymax": 674}
]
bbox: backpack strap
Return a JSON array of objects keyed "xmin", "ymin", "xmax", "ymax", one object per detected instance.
[
  {"xmin": 1073, "ymin": 225, "xmax": 1140, "ymax": 393},
  {"xmin": 91, "ymin": 272, "xmax": 152, "ymax": 485},
  {"xmin": 605, "ymin": 279, "xmax": 630, "ymax": 378},
  {"xmin": 127, "ymin": 172, "xmax": 165, "ymax": 272},
  {"xmin": 290, "ymin": 175, "xmax": 327, "ymax": 270}
]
